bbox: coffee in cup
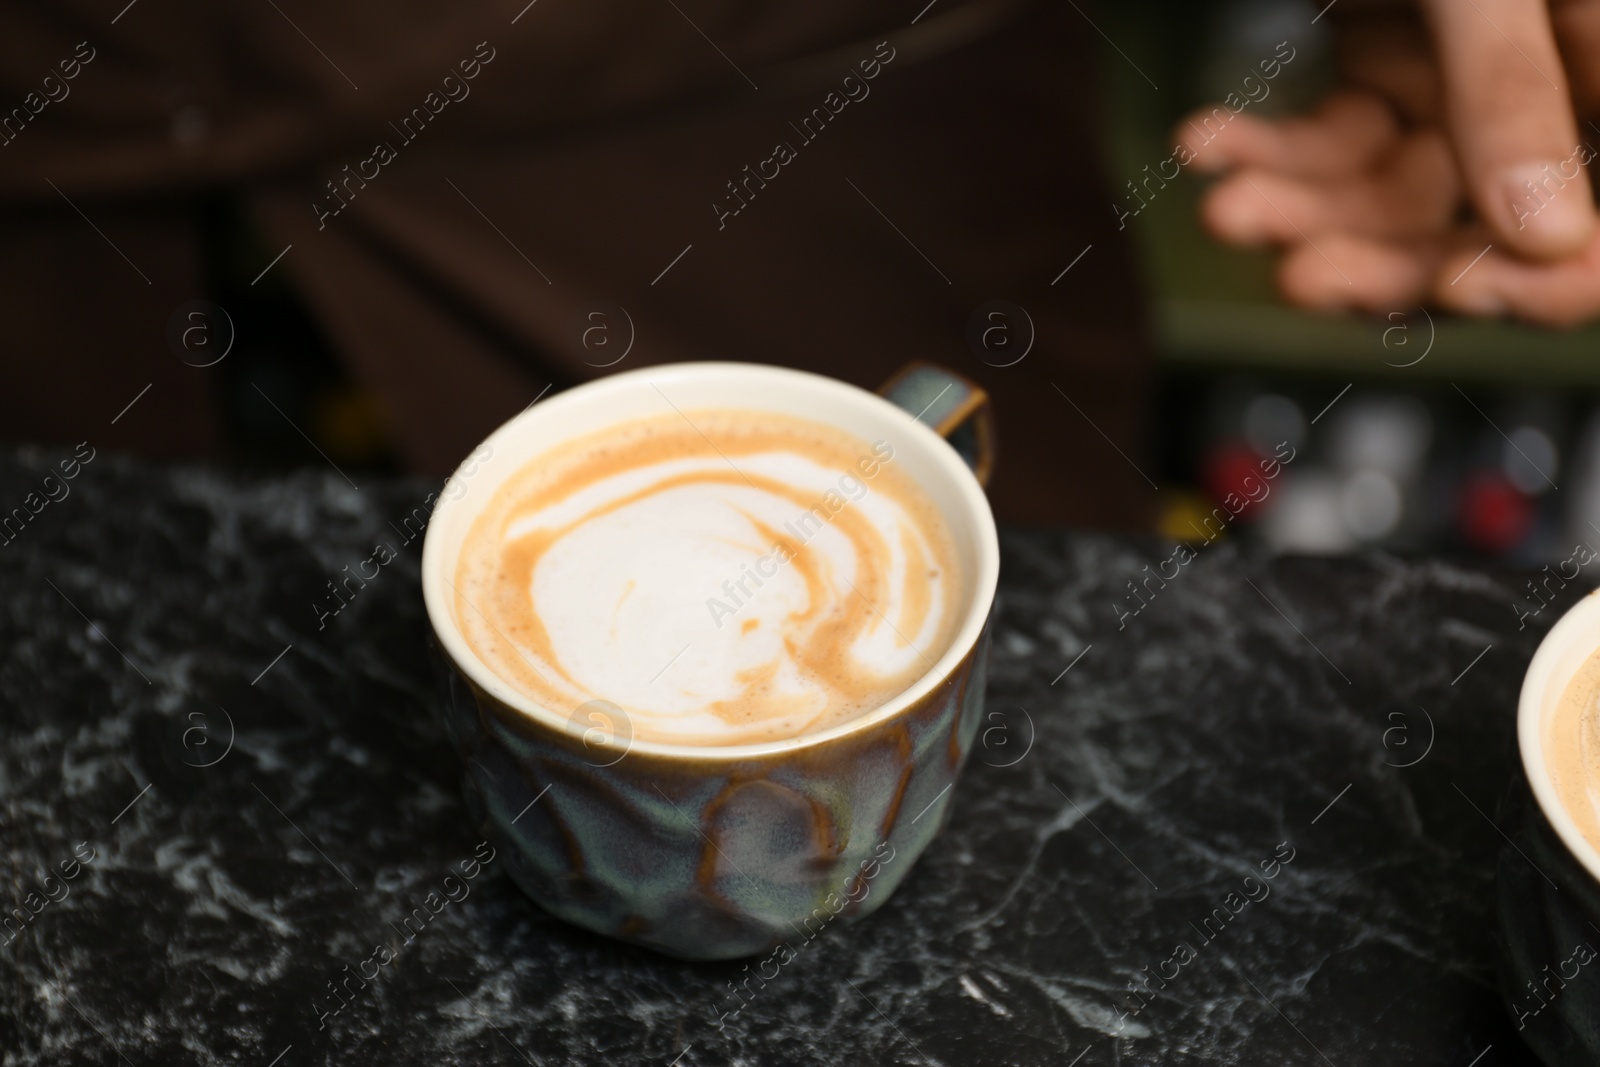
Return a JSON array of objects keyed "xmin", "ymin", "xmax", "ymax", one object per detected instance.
[
  {"xmin": 1501, "ymin": 590, "xmax": 1600, "ymax": 1061},
  {"xmin": 451, "ymin": 408, "xmax": 963, "ymax": 747},
  {"xmin": 1546, "ymin": 646, "xmax": 1600, "ymax": 853}
]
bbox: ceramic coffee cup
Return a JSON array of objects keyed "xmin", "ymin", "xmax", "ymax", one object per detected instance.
[
  {"xmin": 420, "ymin": 361, "xmax": 1000, "ymax": 960},
  {"xmin": 1497, "ymin": 589, "xmax": 1600, "ymax": 1063}
]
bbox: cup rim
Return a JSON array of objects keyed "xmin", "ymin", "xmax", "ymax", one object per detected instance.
[
  {"xmin": 420, "ymin": 361, "xmax": 1001, "ymax": 762},
  {"xmin": 1518, "ymin": 588, "xmax": 1600, "ymax": 884}
]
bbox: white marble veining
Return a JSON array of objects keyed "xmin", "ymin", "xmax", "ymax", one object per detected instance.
[{"xmin": 0, "ymin": 451, "xmax": 1554, "ymax": 1065}]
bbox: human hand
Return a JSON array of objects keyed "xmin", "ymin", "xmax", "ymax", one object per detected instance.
[{"xmin": 1178, "ymin": 0, "xmax": 1600, "ymax": 326}]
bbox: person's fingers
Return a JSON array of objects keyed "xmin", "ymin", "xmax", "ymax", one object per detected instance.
[
  {"xmin": 1271, "ymin": 225, "xmax": 1600, "ymax": 326},
  {"xmin": 1176, "ymin": 92, "xmax": 1402, "ymax": 177},
  {"xmin": 1199, "ymin": 130, "xmax": 1460, "ymax": 244},
  {"xmin": 1259, "ymin": 222, "xmax": 1600, "ymax": 326},
  {"xmin": 1435, "ymin": 226, "xmax": 1600, "ymax": 325},
  {"xmin": 1276, "ymin": 232, "xmax": 1445, "ymax": 312},
  {"xmin": 1422, "ymin": 0, "xmax": 1594, "ymax": 259}
]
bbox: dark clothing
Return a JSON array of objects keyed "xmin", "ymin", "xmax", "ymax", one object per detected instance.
[{"xmin": 0, "ymin": 0, "xmax": 1150, "ymax": 526}]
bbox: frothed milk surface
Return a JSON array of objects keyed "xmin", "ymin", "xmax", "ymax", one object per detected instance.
[
  {"xmin": 1549, "ymin": 645, "xmax": 1600, "ymax": 854},
  {"xmin": 453, "ymin": 410, "xmax": 963, "ymax": 747}
]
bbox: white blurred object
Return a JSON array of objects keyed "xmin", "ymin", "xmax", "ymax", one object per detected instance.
[
  {"xmin": 1328, "ymin": 397, "xmax": 1432, "ymax": 479},
  {"xmin": 1340, "ymin": 470, "xmax": 1402, "ymax": 541},
  {"xmin": 1261, "ymin": 472, "xmax": 1354, "ymax": 554}
]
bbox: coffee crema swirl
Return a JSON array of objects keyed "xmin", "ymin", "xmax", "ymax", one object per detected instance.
[{"xmin": 453, "ymin": 409, "xmax": 962, "ymax": 747}]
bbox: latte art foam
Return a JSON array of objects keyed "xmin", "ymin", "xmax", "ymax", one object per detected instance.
[{"xmin": 453, "ymin": 410, "xmax": 962, "ymax": 747}]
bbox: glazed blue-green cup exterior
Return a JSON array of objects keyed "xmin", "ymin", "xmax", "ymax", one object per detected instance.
[
  {"xmin": 1497, "ymin": 590, "xmax": 1600, "ymax": 1062},
  {"xmin": 421, "ymin": 362, "xmax": 999, "ymax": 960}
]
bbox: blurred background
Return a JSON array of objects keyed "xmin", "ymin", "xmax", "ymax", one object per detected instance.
[
  {"xmin": 6, "ymin": 0, "xmax": 1599, "ymax": 562},
  {"xmin": 1107, "ymin": 0, "xmax": 1600, "ymax": 562}
]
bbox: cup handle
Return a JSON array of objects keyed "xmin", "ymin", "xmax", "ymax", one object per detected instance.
[{"xmin": 877, "ymin": 362, "xmax": 996, "ymax": 488}]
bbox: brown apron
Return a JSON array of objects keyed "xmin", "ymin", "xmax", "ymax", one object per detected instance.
[{"xmin": 0, "ymin": 0, "xmax": 1150, "ymax": 526}]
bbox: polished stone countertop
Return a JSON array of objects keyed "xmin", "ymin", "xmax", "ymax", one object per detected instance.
[{"xmin": 0, "ymin": 449, "xmax": 1558, "ymax": 1065}]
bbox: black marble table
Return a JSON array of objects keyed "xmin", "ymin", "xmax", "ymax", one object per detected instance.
[{"xmin": 0, "ymin": 447, "xmax": 1563, "ymax": 1066}]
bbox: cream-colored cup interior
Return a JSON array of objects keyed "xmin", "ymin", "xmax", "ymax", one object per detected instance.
[{"xmin": 420, "ymin": 362, "xmax": 1001, "ymax": 761}]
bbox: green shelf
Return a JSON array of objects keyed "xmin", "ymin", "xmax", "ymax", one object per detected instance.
[{"xmin": 1155, "ymin": 298, "xmax": 1600, "ymax": 386}]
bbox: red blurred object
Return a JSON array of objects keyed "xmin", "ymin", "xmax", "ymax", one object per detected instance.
[
  {"xmin": 1200, "ymin": 440, "xmax": 1271, "ymax": 522},
  {"xmin": 1457, "ymin": 471, "xmax": 1534, "ymax": 554}
]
